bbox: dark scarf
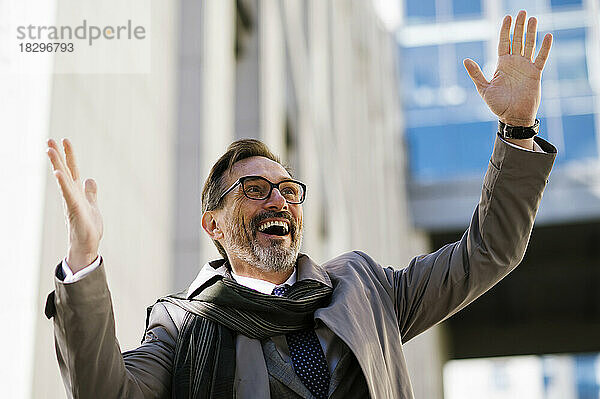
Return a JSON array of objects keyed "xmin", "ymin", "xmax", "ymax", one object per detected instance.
[{"xmin": 158, "ymin": 276, "xmax": 333, "ymax": 399}]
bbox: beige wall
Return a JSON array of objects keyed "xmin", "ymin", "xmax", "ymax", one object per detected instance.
[
  {"xmin": 198, "ymin": 0, "xmax": 237, "ymax": 264},
  {"xmin": 31, "ymin": 1, "xmax": 179, "ymax": 397},
  {"xmin": 0, "ymin": 2, "xmax": 55, "ymax": 397}
]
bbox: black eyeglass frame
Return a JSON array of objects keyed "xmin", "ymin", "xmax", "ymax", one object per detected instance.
[{"xmin": 217, "ymin": 175, "xmax": 307, "ymax": 205}]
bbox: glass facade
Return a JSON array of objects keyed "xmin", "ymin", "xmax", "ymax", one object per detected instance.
[
  {"xmin": 405, "ymin": 0, "xmax": 483, "ymax": 23},
  {"xmin": 444, "ymin": 353, "xmax": 600, "ymax": 399},
  {"xmin": 401, "ymin": 38, "xmax": 491, "ymax": 180},
  {"xmin": 398, "ymin": 0, "xmax": 599, "ymax": 183}
]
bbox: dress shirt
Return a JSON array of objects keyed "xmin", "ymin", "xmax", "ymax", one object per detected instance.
[
  {"xmin": 230, "ymin": 269, "xmax": 297, "ymax": 294},
  {"xmin": 62, "ymin": 256, "xmax": 101, "ymax": 283}
]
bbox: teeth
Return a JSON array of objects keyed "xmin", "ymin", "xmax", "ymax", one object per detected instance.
[{"xmin": 258, "ymin": 220, "xmax": 289, "ymax": 234}]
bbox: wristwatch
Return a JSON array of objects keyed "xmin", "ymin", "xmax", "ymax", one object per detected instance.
[{"xmin": 498, "ymin": 119, "xmax": 539, "ymax": 139}]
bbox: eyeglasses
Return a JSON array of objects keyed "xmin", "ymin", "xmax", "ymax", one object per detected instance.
[{"xmin": 218, "ymin": 175, "xmax": 307, "ymax": 205}]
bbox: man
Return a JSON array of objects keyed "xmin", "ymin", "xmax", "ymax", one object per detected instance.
[{"xmin": 45, "ymin": 11, "xmax": 556, "ymax": 399}]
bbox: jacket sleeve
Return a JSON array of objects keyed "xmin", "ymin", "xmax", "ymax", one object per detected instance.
[
  {"xmin": 47, "ymin": 260, "xmax": 178, "ymax": 398},
  {"xmin": 387, "ymin": 134, "xmax": 556, "ymax": 342}
]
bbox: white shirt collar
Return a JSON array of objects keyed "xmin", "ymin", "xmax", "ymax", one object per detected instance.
[{"xmin": 231, "ymin": 268, "xmax": 297, "ymax": 295}]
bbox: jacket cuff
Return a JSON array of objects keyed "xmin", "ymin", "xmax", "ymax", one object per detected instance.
[
  {"xmin": 490, "ymin": 133, "xmax": 556, "ymax": 182},
  {"xmin": 45, "ymin": 258, "xmax": 109, "ymax": 319}
]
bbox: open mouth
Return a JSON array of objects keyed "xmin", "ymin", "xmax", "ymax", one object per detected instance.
[{"xmin": 257, "ymin": 220, "xmax": 290, "ymax": 237}]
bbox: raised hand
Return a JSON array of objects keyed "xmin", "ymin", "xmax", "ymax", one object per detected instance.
[
  {"xmin": 46, "ymin": 138, "xmax": 103, "ymax": 273},
  {"xmin": 464, "ymin": 10, "xmax": 552, "ymax": 128}
]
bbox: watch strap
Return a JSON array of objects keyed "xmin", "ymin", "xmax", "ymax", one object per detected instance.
[{"xmin": 498, "ymin": 119, "xmax": 539, "ymax": 139}]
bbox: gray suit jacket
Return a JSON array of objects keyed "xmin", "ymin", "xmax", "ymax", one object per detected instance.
[{"xmin": 47, "ymin": 135, "xmax": 556, "ymax": 398}]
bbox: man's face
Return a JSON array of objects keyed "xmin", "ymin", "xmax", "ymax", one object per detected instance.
[{"xmin": 216, "ymin": 156, "xmax": 303, "ymax": 273}]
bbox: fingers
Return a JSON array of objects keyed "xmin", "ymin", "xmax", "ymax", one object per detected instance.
[
  {"xmin": 47, "ymin": 145, "xmax": 75, "ymax": 202},
  {"xmin": 47, "ymin": 139, "xmax": 98, "ymax": 215},
  {"xmin": 63, "ymin": 138, "xmax": 81, "ymax": 181},
  {"xmin": 47, "ymin": 139, "xmax": 70, "ymax": 177},
  {"xmin": 523, "ymin": 17, "xmax": 538, "ymax": 60},
  {"xmin": 500, "ymin": 11, "xmax": 547, "ymax": 65},
  {"xmin": 512, "ymin": 10, "xmax": 527, "ymax": 56},
  {"xmin": 47, "ymin": 138, "xmax": 82, "ymax": 209},
  {"xmin": 463, "ymin": 59, "xmax": 489, "ymax": 93},
  {"xmin": 534, "ymin": 33, "xmax": 553, "ymax": 70},
  {"xmin": 84, "ymin": 178, "xmax": 98, "ymax": 204},
  {"xmin": 52, "ymin": 169, "xmax": 77, "ymax": 209},
  {"xmin": 498, "ymin": 15, "xmax": 511, "ymax": 56}
]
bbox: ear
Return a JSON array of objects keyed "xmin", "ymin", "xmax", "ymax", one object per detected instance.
[{"xmin": 201, "ymin": 211, "xmax": 224, "ymax": 240}]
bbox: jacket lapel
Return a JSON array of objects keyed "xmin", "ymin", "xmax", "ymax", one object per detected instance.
[
  {"xmin": 262, "ymin": 339, "xmax": 314, "ymax": 398},
  {"xmin": 315, "ymin": 256, "xmax": 400, "ymax": 397},
  {"xmin": 327, "ymin": 340, "xmax": 351, "ymax": 396}
]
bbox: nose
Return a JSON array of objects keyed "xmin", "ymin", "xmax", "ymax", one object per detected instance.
[{"xmin": 265, "ymin": 187, "xmax": 288, "ymax": 211}]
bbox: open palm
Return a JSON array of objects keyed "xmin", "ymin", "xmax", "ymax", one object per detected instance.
[
  {"xmin": 464, "ymin": 10, "xmax": 553, "ymax": 127},
  {"xmin": 47, "ymin": 138, "xmax": 103, "ymax": 272}
]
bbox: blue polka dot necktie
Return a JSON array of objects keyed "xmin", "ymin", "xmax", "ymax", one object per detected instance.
[{"xmin": 272, "ymin": 284, "xmax": 331, "ymax": 399}]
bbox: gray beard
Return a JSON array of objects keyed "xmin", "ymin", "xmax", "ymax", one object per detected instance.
[{"xmin": 224, "ymin": 218, "xmax": 302, "ymax": 274}]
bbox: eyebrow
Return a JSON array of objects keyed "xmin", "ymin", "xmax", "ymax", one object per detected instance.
[{"xmin": 236, "ymin": 174, "xmax": 293, "ymax": 182}]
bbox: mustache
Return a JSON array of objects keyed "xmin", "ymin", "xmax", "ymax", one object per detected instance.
[{"xmin": 249, "ymin": 210, "xmax": 297, "ymax": 236}]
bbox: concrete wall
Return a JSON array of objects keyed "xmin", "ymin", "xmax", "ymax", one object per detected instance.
[
  {"xmin": 173, "ymin": 0, "xmax": 237, "ymax": 291},
  {"xmin": 30, "ymin": 1, "xmax": 179, "ymax": 397},
  {"xmin": 0, "ymin": 1, "xmax": 56, "ymax": 396}
]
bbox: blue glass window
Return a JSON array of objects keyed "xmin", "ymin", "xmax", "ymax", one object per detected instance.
[
  {"xmin": 402, "ymin": 45, "xmax": 440, "ymax": 88},
  {"xmin": 550, "ymin": 0, "xmax": 582, "ymax": 10},
  {"xmin": 503, "ymin": 0, "xmax": 541, "ymax": 15},
  {"xmin": 575, "ymin": 355, "xmax": 600, "ymax": 399},
  {"xmin": 452, "ymin": 0, "xmax": 482, "ymax": 18},
  {"xmin": 537, "ymin": 118, "xmax": 549, "ymax": 142},
  {"xmin": 562, "ymin": 114, "xmax": 597, "ymax": 161},
  {"xmin": 405, "ymin": 0, "xmax": 436, "ymax": 23},
  {"xmin": 407, "ymin": 121, "xmax": 495, "ymax": 181},
  {"xmin": 454, "ymin": 41, "xmax": 485, "ymax": 89},
  {"xmin": 401, "ymin": 45, "xmax": 440, "ymax": 108},
  {"xmin": 552, "ymin": 28, "xmax": 588, "ymax": 81},
  {"xmin": 445, "ymin": 354, "xmax": 600, "ymax": 398}
]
